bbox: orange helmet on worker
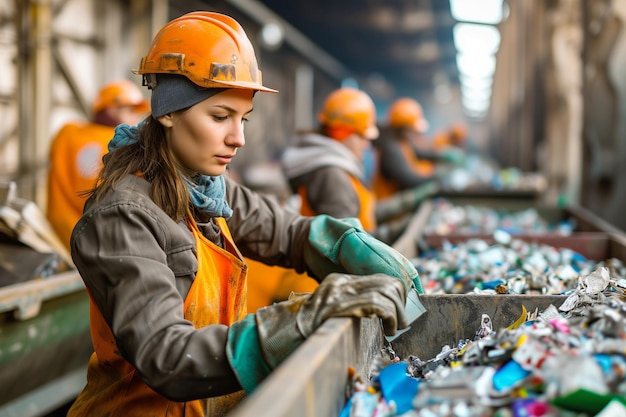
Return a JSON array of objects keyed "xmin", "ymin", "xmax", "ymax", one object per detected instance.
[
  {"xmin": 92, "ymin": 79, "xmax": 150, "ymax": 115},
  {"xmin": 318, "ymin": 87, "xmax": 379, "ymax": 141},
  {"xmin": 387, "ymin": 97, "xmax": 429, "ymax": 133}
]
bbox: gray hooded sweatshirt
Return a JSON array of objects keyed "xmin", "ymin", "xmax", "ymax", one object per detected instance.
[{"xmin": 281, "ymin": 132, "xmax": 367, "ymax": 219}]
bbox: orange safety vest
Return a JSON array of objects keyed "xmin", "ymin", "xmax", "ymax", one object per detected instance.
[
  {"xmin": 68, "ymin": 216, "xmax": 248, "ymax": 417},
  {"xmin": 47, "ymin": 122, "xmax": 115, "ymax": 249},
  {"xmin": 432, "ymin": 130, "xmax": 451, "ymax": 151},
  {"xmin": 298, "ymin": 174, "xmax": 377, "ymax": 233},
  {"xmin": 245, "ymin": 258, "xmax": 319, "ymax": 313},
  {"xmin": 373, "ymin": 140, "xmax": 434, "ymax": 200}
]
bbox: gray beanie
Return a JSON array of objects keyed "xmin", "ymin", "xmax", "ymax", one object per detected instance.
[{"xmin": 149, "ymin": 74, "xmax": 228, "ymax": 118}]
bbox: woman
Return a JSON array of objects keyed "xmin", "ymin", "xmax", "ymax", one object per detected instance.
[{"xmin": 67, "ymin": 11, "xmax": 421, "ymax": 417}]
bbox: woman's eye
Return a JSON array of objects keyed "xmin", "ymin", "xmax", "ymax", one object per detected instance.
[
  {"xmin": 242, "ymin": 117, "xmax": 249, "ymax": 124},
  {"xmin": 213, "ymin": 115, "xmax": 228, "ymax": 122}
]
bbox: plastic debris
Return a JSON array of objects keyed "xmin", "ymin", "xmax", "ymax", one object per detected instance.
[
  {"xmin": 342, "ymin": 266, "xmax": 626, "ymax": 416},
  {"xmin": 412, "ymin": 231, "xmax": 625, "ymax": 295},
  {"xmin": 424, "ymin": 199, "xmax": 575, "ymax": 236}
]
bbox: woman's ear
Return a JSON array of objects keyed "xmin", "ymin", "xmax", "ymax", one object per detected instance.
[{"xmin": 157, "ymin": 113, "xmax": 173, "ymax": 128}]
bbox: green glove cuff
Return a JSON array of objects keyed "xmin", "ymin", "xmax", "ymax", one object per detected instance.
[
  {"xmin": 226, "ymin": 315, "xmax": 272, "ymax": 393},
  {"xmin": 412, "ymin": 276, "xmax": 424, "ymax": 294},
  {"xmin": 440, "ymin": 148, "xmax": 465, "ymax": 164},
  {"xmin": 304, "ymin": 215, "xmax": 420, "ymax": 294},
  {"xmin": 226, "ymin": 297, "xmax": 309, "ymax": 393},
  {"xmin": 303, "ymin": 215, "xmax": 364, "ymax": 280}
]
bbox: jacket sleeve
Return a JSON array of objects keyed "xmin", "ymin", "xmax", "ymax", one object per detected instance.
[
  {"xmin": 376, "ymin": 137, "xmax": 431, "ymax": 189},
  {"xmin": 71, "ymin": 200, "xmax": 242, "ymax": 401},
  {"xmin": 224, "ymin": 176, "xmax": 313, "ymax": 272},
  {"xmin": 304, "ymin": 166, "xmax": 361, "ymax": 219}
]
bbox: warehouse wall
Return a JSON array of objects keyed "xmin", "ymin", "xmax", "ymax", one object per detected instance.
[
  {"xmin": 1, "ymin": 0, "xmax": 163, "ymax": 207},
  {"xmin": 580, "ymin": 0, "xmax": 626, "ymax": 232},
  {"xmin": 487, "ymin": 0, "xmax": 626, "ymax": 232}
]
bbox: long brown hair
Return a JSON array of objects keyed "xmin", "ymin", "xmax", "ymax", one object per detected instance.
[{"xmin": 86, "ymin": 117, "xmax": 191, "ymax": 221}]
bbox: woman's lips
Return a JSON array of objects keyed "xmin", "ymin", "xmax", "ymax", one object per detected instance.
[{"xmin": 216, "ymin": 155, "xmax": 235, "ymax": 164}]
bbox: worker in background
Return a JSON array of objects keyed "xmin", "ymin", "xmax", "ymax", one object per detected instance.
[
  {"xmin": 46, "ymin": 79, "xmax": 149, "ymax": 249},
  {"xmin": 248, "ymin": 87, "xmax": 382, "ymax": 310},
  {"xmin": 281, "ymin": 87, "xmax": 438, "ymax": 245},
  {"xmin": 67, "ymin": 12, "xmax": 421, "ymax": 417},
  {"xmin": 432, "ymin": 121, "xmax": 469, "ymax": 151},
  {"xmin": 372, "ymin": 97, "xmax": 459, "ymax": 200}
]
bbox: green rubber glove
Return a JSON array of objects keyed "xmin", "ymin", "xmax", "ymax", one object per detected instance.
[
  {"xmin": 226, "ymin": 273, "xmax": 408, "ymax": 393},
  {"xmin": 303, "ymin": 214, "xmax": 424, "ymax": 294},
  {"xmin": 375, "ymin": 180, "xmax": 440, "ymax": 223},
  {"xmin": 439, "ymin": 147, "xmax": 465, "ymax": 165}
]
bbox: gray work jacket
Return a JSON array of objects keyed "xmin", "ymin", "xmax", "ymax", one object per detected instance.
[{"xmin": 70, "ymin": 174, "xmax": 312, "ymax": 400}]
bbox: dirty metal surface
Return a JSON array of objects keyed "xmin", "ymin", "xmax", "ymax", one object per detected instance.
[
  {"xmin": 390, "ymin": 294, "xmax": 566, "ymax": 360},
  {"xmin": 228, "ymin": 293, "xmax": 570, "ymax": 417},
  {"xmin": 393, "ymin": 198, "xmax": 626, "ymax": 259},
  {"xmin": 0, "ymin": 288, "xmax": 91, "ymax": 406},
  {"xmin": 229, "ymin": 317, "xmax": 383, "ymax": 417}
]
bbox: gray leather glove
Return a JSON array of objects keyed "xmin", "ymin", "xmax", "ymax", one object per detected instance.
[
  {"xmin": 294, "ymin": 272, "xmax": 408, "ymax": 337},
  {"xmin": 227, "ymin": 272, "xmax": 409, "ymax": 393}
]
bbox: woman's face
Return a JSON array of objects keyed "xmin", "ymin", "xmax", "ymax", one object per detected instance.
[{"xmin": 158, "ymin": 89, "xmax": 254, "ymax": 176}]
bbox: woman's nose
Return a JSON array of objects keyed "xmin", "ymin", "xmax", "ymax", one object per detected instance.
[{"xmin": 227, "ymin": 121, "xmax": 246, "ymax": 147}]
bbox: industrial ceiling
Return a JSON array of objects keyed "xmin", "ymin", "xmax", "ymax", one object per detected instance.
[{"xmin": 256, "ymin": 0, "xmax": 460, "ymax": 100}]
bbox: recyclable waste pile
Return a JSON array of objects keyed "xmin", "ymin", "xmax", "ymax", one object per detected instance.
[
  {"xmin": 340, "ymin": 267, "xmax": 626, "ymax": 417},
  {"xmin": 424, "ymin": 198, "xmax": 575, "ymax": 236},
  {"xmin": 438, "ymin": 155, "xmax": 547, "ymax": 193},
  {"xmin": 412, "ymin": 229, "xmax": 623, "ymax": 295}
]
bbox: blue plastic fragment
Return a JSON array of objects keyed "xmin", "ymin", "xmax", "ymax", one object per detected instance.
[
  {"xmin": 482, "ymin": 279, "xmax": 505, "ymax": 289},
  {"xmin": 492, "ymin": 360, "xmax": 531, "ymax": 392},
  {"xmin": 379, "ymin": 362, "xmax": 420, "ymax": 415}
]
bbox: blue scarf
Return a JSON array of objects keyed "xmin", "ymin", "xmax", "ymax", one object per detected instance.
[{"xmin": 109, "ymin": 124, "xmax": 233, "ymax": 218}]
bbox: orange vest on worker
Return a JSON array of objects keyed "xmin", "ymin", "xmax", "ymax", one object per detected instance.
[
  {"xmin": 68, "ymin": 216, "xmax": 247, "ymax": 417},
  {"xmin": 432, "ymin": 130, "xmax": 451, "ymax": 150},
  {"xmin": 372, "ymin": 140, "xmax": 434, "ymax": 200},
  {"xmin": 47, "ymin": 122, "xmax": 115, "ymax": 249},
  {"xmin": 245, "ymin": 258, "xmax": 319, "ymax": 312},
  {"xmin": 248, "ymin": 174, "xmax": 375, "ymax": 313},
  {"xmin": 298, "ymin": 174, "xmax": 377, "ymax": 232}
]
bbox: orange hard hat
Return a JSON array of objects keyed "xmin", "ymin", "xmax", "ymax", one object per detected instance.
[
  {"xmin": 92, "ymin": 80, "xmax": 150, "ymax": 114},
  {"xmin": 135, "ymin": 11, "xmax": 277, "ymax": 93},
  {"xmin": 387, "ymin": 97, "xmax": 429, "ymax": 133},
  {"xmin": 318, "ymin": 87, "xmax": 379, "ymax": 140}
]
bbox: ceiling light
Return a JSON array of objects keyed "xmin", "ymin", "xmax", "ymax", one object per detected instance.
[
  {"xmin": 453, "ymin": 23, "xmax": 501, "ymax": 55},
  {"xmin": 461, "ymin": 85, "xmax": 492, "ymax": 102},
  {"xmin": 462, "ymin": 96, "xmax": 490, "ymax": 112},
  {"xmin": 456, "ymin": 53, "xmax": 496, "ymax": 78},
  {"xmin": 450, "ymin": 0, "xmax": 504, "ymax": 24},
  {"xmin": 260, "ymin": 23, "xmax": 284, "ymax": 50},
  {"xmin": 459, "ymin": 74, "xmax": 493, "ymax": 90}
]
